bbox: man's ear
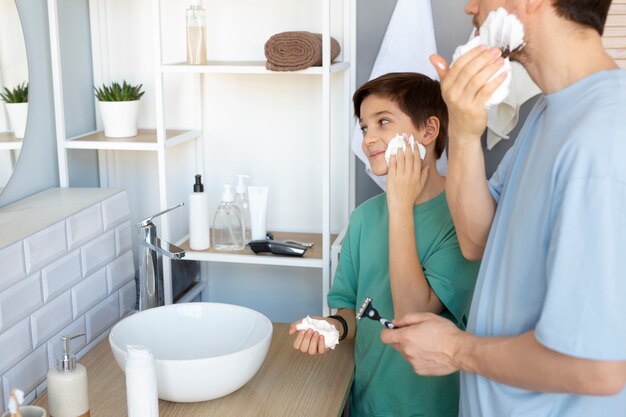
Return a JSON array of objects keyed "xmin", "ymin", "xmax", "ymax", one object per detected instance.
[{"xmin": 421, "ymin": 116, "xmax": 440, "ymax": 146}]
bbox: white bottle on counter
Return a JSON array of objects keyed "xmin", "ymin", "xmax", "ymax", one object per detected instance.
[
  {"xmin": 47, "ymin": 334, "xmax": 90, "ymax": 417},
  {"xmin": 234, "ymin": 174, "xmax": 251, "ymax": 243},
  {"xmin": 126, "ymin": 345, "xmax": 159, "ymax": 417},
  {"xmin": 189, "ymin": 174, "xmax": 210, "ymax": 250}
]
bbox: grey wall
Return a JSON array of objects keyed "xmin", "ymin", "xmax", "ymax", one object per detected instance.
[
  {"xmin": 0, "ymin": 0, "xmax": 59, "ymax": 207},
  {"xmin": 0, "ymin": 0, "xmax": 99, "ymax": 208}
]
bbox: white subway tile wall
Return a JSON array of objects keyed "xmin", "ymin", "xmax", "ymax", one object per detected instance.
[
  {"xmin": 23, "ymin": 222, "xmax": 67, "ymax": 274},
  {"xmin": 114, "ymin": 221, "xmax": 132, "ymax": 256},
  {"xmin": 31, "ymin": 291, "xmax": 72, "ymax": 348},
  {"xmin": 66, "ymin": 204, "xmax": 104, "ymax": 251},
  {"xmin": 71, "ymin": 268, "xmax": 108, "ymax": 319},
  {"xmin": 41, "ymin": 250, "xmax": 82, "ymax": 302},
  {"xmin": 0, "ymin": 273, "xmax": 43, "ymax": 332},
  {"xmin": 80, "ymin": 231, "xmax": 116, "ymax": 277},
  {"xmin": 0, "ymin": 242, "xmax": 26, "ymax": 293},
  {"xmin": 2, "ymin": 346, "xmax": 47, "ymax": 400},
  {"xmin": 0, "ymin": 190, "xmax": 134, "ymax": 407},
  {"xmin": 0, "ymin": 318, "xmax": 31, "ymax": 375}
]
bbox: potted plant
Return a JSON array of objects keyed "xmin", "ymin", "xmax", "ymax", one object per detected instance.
[
  {"xmin": 0, "ymin": 82, "xmax": 28, "ymax": 139},
  {"xmin": 94, "ymin": 81, "xmax": 145, "ymax": 138}
]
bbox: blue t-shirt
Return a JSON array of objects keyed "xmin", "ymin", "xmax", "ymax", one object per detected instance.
[{"xmin": 461, "ymin": 69, "xmax": 626, "ymax": 416}]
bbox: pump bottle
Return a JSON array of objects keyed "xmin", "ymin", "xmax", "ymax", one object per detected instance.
[
  {"xmin": 212, "ymin": 184, "xmax": 244, "ymax": 251},
  {"xmin": 47, "ymin": 334, "xmax": 90, "ymax": 417},
  {"xmin": 186, "ymin": 0, "xmax": 207, "ymax": 65},
  {"xmin": 189, "ymin": 174, "xmax": 210, "ymax": 250},
  {"xmin": 234, "ymin": 174, "xmax": 251, "ymax": 243}
]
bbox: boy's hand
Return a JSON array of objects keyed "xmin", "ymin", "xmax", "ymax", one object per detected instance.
[
  {"xmin": 386, "ymin": 136, "xmax": 429, "ymax": 211},
  {"xmin": 430, "ymin": 48, "xmax": 506, "ymax": 144},
  {"xmin": 289, "ymin": 317, "xmax": 330, "ymax": 355}
]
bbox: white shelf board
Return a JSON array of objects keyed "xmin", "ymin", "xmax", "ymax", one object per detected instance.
[
  {"xmin": 176, "ymin": 231, "xmax": 336, "ymax": 269},
  {"xmin": 0, "ymin": 132, "xmax": 22, "ymax": 150},
  {"xmin": 160, "ymin": 61, "xmax": 350, "ymax": 75},
  {"xmin": 182, "ymin": 251, "xmax": 325, "ymax": 268},
  {"xmin": 63, "ymin": 129, "xmax": 201, "ymax": 151}
]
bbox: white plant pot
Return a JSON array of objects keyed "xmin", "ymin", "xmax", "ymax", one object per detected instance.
[
  {"xmin": 5, "ymin": 102, "xmax": 28, "ymax": 139},
  {"xmin": 99, "ymin": 100, "xmax": 140, "ymax": 138}
]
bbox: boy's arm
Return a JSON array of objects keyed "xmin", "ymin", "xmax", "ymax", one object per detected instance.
[{"xmin": 386, "ymin": 148, "xmax": 444, "ymax": 319}]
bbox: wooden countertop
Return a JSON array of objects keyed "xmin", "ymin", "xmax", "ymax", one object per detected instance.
[{"xmin": 34, "ymin": 323, "xmax": 354, "ymax": 417}]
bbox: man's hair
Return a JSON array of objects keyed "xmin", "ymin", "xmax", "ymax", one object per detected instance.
[
  {"xmin": 353, "ymin": 72, "xmax": 447, "ymax": 159},
  {"xmin": 552, "ymin": 0, "xmax": 612, "ymax": 35}
]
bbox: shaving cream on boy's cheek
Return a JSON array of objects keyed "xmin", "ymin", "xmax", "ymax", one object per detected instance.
[{"xmin": 384, "ymin": 133, "xmax": 426, "ymax": 166}]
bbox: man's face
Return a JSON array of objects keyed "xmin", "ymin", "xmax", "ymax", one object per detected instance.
[
  {"xmin": 465, "ymin": 0, "xmax": 513, "ymax": 32},
  {"xmin": 359, "ymin": 94, "xmax": 425, "ymax": 177}
]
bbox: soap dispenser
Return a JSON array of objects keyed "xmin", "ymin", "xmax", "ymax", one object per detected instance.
[
  {"xmin": 212, "ymin": 184, "xmax": 245, "ymax": 251},
  {"xmin": 234, "ymin": 174, "xmax": 251, "ymax": 243},
  {"xmin": 47, "ymin": 334, "xmax": 90, "ymax": 417},
  {"xmin": 189, "ymin": 174, "xmax": 210, "ymax": 250}
]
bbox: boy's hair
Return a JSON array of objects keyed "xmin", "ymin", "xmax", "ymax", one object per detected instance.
[
  {"xmin": 552, "ymin": 0, "xmax": 611, "ymax": 35},
  {"xmin": 353, "ymin": 72, "xmax": 447, "ymax": 159}
]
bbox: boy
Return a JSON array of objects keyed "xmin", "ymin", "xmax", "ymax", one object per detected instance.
[{"xmin": 289, "ymin": 72, "xmax": 480, "ymax": 417}]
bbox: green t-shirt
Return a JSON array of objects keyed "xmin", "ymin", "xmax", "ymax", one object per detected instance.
[{"xmin": 328, "ymin": 192, "xmax": 480, "ymax": 417}]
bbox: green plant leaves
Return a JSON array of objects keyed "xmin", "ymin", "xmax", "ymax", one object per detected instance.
[
  {"xmin": 94, "ymin": 80, "xmax": 145, "ymax": 102},
  {"xmin": 0, "ymin": 82, "xmax": 28, "ymax": 103}
]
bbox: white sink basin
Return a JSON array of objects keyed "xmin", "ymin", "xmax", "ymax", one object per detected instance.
[{"xmin": 109, "ymin": 302, "xmax": 273, "ymax": 402}]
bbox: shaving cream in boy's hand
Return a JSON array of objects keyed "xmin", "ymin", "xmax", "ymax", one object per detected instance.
[
  {"xmin": 451, "ymin": 7, "xmax": 525, "ymax": 109},
  {"xmin": 385, "ymin": 134, "xmax": 426, "ymax": 166},
  {"xmin": 295, "ymin": 316, "xmax": 340, "ymax": 349}
]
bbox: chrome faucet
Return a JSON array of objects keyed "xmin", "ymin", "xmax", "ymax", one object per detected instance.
[{"xmin": 137, "ymin": 203, "xmax": 186, "ymax": 311}]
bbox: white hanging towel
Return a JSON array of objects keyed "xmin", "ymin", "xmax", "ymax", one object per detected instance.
[
  {"xmin": 352, "ymin": 0, "xmax": 444, "ymax": 191},
  {"xmin": 486, "ymin": 61, "xmax": 540, "ymax": 150}
]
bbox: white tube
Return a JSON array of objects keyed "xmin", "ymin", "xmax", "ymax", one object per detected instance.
[
  {"xmin": 248, "ymin": 186, "xmax": 269, "ymax": 240},
  {"xmin": 125, "ymin": 345, "xmax": 159, "ymax": 417}
]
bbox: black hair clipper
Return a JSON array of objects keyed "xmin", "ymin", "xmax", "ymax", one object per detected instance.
[{"xmin": 355, "ymin": 297, "xmax": 395, "ymax": 329}]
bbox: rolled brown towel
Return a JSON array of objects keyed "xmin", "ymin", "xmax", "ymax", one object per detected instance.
[{"xmin": 264, "ymin": 31, "xmax": 341, "ymax": 72}]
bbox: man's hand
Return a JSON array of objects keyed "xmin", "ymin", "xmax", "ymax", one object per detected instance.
[
  {"xmin": 430, "ymin": 46, "xmax": 506, "ymax": 144},
  {"xmin": 386, "ymin": 137, "xmax": 429, "ymax": 212},
  {"xmin": 380, "ymin": 312, "xmax": 464, "ymax": 376}
]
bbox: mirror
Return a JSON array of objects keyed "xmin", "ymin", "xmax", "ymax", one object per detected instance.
[{"xmin": 0, "ymin": 0, "xmax": 28, "ymax": 193}]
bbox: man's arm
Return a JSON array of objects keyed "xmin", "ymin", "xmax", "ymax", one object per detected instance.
[
  {"xmin": 430, "ymin": 49, "xmax": 505, "ymax": 260},
  {"xmin": 381, "ymin": 313, "xmax": 626, "ymax": 395},
  {"xmin": 446, "ymin": 139, "xmax": 496, "ymax": 260}
]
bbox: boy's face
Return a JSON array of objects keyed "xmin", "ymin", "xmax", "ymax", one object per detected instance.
[{"xmin": 359, "ymin": 94, "xmax": 426, "ymax": 176}]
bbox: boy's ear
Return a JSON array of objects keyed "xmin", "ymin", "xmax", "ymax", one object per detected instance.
[{"xmin": 421, "ymin": 116, "xmax": 440, "ymax": 146}]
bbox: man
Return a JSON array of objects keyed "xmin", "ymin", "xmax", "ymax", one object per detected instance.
[{"xmin": 381, "ymin": 1, "xmax": 626, "ymax": 416}]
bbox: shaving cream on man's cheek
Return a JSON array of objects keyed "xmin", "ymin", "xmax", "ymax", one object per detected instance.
[{"xmin": 384, "ymin": 133, "xmax": 426, "ymax": 166}]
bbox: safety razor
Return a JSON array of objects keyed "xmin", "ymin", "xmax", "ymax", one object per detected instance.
[{"xmin": 355, "ymin": 297, "xmax": 395, "ymax": 329}]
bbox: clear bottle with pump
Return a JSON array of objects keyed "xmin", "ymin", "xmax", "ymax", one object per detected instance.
[
  {"xmin": 212, "ymin": 184, "xmax": 245, "ymax": 251},
  {"xmin": 186, "ymin": 0, "xmax": 207, "ymax": 65},
  {"xmin": 234, "ymin": 174, "xmax": 251, "ymax": 243},
  {"xmin": 47, "ymin": 334, "xmax": 90, "ymax": 417}
]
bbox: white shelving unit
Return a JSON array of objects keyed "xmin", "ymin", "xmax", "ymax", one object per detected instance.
[{"xmin": 48, "ymin": 0, "xmax": 355, "ymax": 316}]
